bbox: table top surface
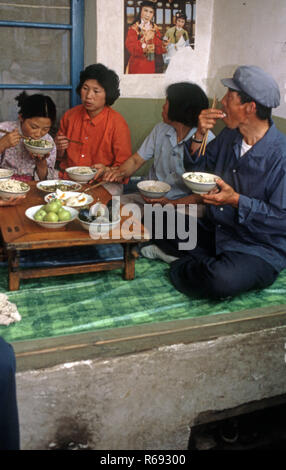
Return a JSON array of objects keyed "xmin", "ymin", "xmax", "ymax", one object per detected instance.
[{"xmin": 0, "ymin": 182, "xmax": 148, "ymax": 250}]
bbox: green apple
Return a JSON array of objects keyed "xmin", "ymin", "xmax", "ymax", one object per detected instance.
[
  {"xmin": 34, "ymin": 209, "xmax": 47, "ymax": 221},
  {"xmin": 44, "ymin": 211, "xmax": 59, "ymax": 222},
  {"xmin": 58, "ymin": 208, "xmax": 71, "ymax": 221},
  {"xmin": 45, "ymin": 201, "xmax": 61, "ymax": 213}
]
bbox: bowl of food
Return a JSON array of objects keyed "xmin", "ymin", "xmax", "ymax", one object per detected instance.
[
  {"xmin": 182, "ymin": 172, "xmax": 218, "ymax": 194},
  {"xmin": 45, "ymin": 190, "xmax": 93, "ymax": 208},
  {"xmin": 66, "ymin": 166, "xmax": 96, "ymax": 183},
  {"xmin": 23, "ymin": 138, "xmax": 54, "ymax": 156},
  {"xmin": 0, "ymin": 179, "xmax": 30, "ymax": 199},
  {"xmin": 0, "ymin": 168, "xmax": 14, "ymax": 179},
  {"xmin": 37, "ymin": 179, "xmax": 82, "ymax": 193},
  {"xmin": 25, "ymin": 202, "xmax": 78, "ymax": 229},
  {"xmin": 137, "ymin": 180, "xmax": 171, "ymax": 199},
  {"xmin": 77, "ymin": 204, "xmax": 120, "ymax": 234}
]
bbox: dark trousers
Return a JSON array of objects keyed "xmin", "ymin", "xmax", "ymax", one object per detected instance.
[
  {"xmin": 0, "ymin": 338, "xmax": 20, "ymax": 450},
  {"xmin": 155, "ymin": 216, "xmax": 278, "ymax": 299}
]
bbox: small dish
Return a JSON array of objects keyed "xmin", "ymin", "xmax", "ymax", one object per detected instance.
[{"xmin": 44, "ymin": 191, "xmax": 93, "ymax": 208}]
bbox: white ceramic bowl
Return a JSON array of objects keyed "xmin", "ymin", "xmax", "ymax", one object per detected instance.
[
  {"xmin": 66, "ymin": 166, "xmax": 97, "ymax": 183},
  {"xmin": 77, "ymin": 216, "xmax": 120, "ymax": 234},
  {"xmin": 37, "ymin": 179, "xmax": 82, "ymax": 193},
  {"xmin": 0, "ymin": 180, "xmax": 30, "ymax": 199},
  {"xmin": 0, "ymin": 169, "xmax": 14, "ymax": 179},
  {"xmin": 25, "ymin": 205, "xmax": 78, "ymax": 229},
  {"xmin": 23, "ymin": 138, "xmax": 54, "ymax": 155},
  {"xmin": 44, "ymin": 191, "xmax": 93, "ymax": 208},
  {"xmin": 182, "ymin": 172, "xmax": 218, "ymax": 194},
  {"xmin": 137, "ymin": 180, "xmax": 171, "ymax": 199}
]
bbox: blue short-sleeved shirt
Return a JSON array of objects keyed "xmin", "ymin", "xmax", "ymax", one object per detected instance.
[
  {"xmin": 184, "ymin": 121, "xmax": 286, "ymax": 272},
  {"xmin": 138, "ymin": 122, "xmax": 215, "ymax": 199}
]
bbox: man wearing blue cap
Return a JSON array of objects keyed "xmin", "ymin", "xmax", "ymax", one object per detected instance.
[{"xmin": 159, "ymin": 65, "xmax": 286, "ymax": 299}]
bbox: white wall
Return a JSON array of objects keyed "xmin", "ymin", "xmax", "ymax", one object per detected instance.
[
  {"xmin": 95, "ymin": 0, "xmax": 214, "ymax": 99},
  {"xmin": 206, "ymin": 0, "xmax": 286, "ymax": 118},
  {"xmin": 90, "ymin": 0, "xmax": 286, "ymax": 119}
]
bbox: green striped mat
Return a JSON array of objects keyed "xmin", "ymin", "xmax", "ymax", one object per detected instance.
[{"xmin": 1, "ymin": 258, "xmax": 286, "ymax": 343}]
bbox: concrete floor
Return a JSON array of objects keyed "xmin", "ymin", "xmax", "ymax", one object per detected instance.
[{"xmin": 16, "ymin": 323, "xmax": 286, "ymax": 450}]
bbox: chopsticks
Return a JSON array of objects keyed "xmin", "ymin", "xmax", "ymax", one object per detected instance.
[
  {"xmin": 83, "ymin": 181, "xmax": 106, "ymax": 192},
  {"xmin": 198, "ymin": 95, "xmax": 217, "ymax": 157},
  {"xmin": 0, "ymin": 128, "xmax": 82, "ymax": 146},
  {"xmin": 0, "ymin": 127, "xmax": 30, "ymax": 140},
  {"xmin": 66, "ymin": 137, "xmax": 83, "ymax": 145}
]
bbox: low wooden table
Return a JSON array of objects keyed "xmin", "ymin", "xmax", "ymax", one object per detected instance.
[{"xmin": 0, "ymin": 182, "xmax": 148, "ymax": 291}]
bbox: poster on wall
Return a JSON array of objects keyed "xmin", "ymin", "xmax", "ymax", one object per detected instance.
[{"xmin": 124, "ymin": 0, "xmax": 196, "ymax": 75}]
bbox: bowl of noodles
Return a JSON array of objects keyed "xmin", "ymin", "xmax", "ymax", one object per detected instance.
[
  {"xmin": 137, "ymin": 180, "xmax": 171, "ymax": 199},
  {"xmin": 182, "ymin": 172, "xmax": 218, "ymax": 194},
  {"xmin": 23, "ymin": 138, "xmax": 54, "ymax": 156},
  {"xmin": 0, "ymin": 168, "xmax": 14, "ymax": 179},
  {"xmin": 66, "ymin": 166, "xmax": 97, "ymax": 183},
  {"xmin": 0, "ymin": 179, "xmax": 30, "ymax": 199}
]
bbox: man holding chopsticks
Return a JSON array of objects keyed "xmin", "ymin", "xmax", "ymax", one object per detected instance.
[{"xmin": 167, "ymin": 65, "xmax": 286, "ymax": 299}]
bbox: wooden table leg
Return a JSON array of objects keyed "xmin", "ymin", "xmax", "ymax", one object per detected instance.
[
  {"xmin": 8, "ymin": 250, "xmax": 20, "ymax": 291},
  {"xmin": 123, "ymin": 244, "xmax": 138, "ymax": 280}
]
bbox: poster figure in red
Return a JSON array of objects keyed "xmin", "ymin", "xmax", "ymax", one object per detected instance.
[{"xmin": 125, "ymin": 1, "xmax": 166, "ymax": 74}]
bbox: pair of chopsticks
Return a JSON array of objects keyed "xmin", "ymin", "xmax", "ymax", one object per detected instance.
[
  {"xmin": 0, "ymin": 128, "xmax": 83, "ymax": 146},
  {"xmin": 84, "ymin": 181, "xmax": 106, "ymax": 192},
  {"xmin": 198, "ymin": 95, "xmax": 217, "ymax": 157},
  {"xmin": 66, "ymin": 137, "xmax": 83, "ymax": 145}
]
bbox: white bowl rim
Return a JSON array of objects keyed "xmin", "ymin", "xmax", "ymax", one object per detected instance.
[
  {"xmin": 23, "ymin": 139, "xmax": 54, "ymax": 149},
  {"xmin": 182, "ymin": 171, "xmax": 218, "ymax": 184},
  {"xmin": 66, "ymin": 166, "xmax": 97, "ymax": 174},
  {"xmin": 137, "ymin": 180, "xmax": 171, "ymax": 191}
]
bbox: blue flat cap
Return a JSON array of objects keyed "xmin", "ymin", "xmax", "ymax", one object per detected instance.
[{"xmin": 221, "ymin": 65, "xmax": 280, "ymax": 108}]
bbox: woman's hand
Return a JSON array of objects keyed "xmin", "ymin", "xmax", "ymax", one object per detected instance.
[
  {"xmin": 55, "ymin": 134, "xmax": 70, "ymax": 153},
  {"xmin": 0, "ymin": 129, "xmax": 21, "ymax": 152},
  {"xmin": 90, "ymin": 163, "xmax": 108, "ymax": 182},
  {"xmin": 0, "ymin": 195, "xmax": 26, "ymax": 206},
  {"xmin": 28, "ymin": 153, "xmax": 49, "ymax": 180}
]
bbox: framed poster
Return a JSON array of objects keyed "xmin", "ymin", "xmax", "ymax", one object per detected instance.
[
  {"xmin": 124, "ymin": 0, "xmax": 196, "ymax": 75},
  {"xmin": 96, "ymin": 0, "xmax": 212, "ymax": 98}
]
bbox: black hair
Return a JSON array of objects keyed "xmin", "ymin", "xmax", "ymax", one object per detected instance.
[
  {"xmin": 230, "ymin": 88, "xmax": 272, "ymax": 121},
  {"xmin": 175, "ymin": 11, "xmax": 187, "ymax": 21},
  {"xmin": 132, "ymin": 1, "xmax": 156, "ymax": 25},
  {"xmin": 166, "ymin": 82, "xmax": 209, "ymax": 127},
  {"xmin": 76, "ymin": 63, "xmax": 120, "ymax": 106},
  {"xmin": 140, "ymin": 1, "xmax": 156, "ymax": 12},
  {"xmin": 15, "ymin": 91, "xmax": 56, "ymax": 125}
]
